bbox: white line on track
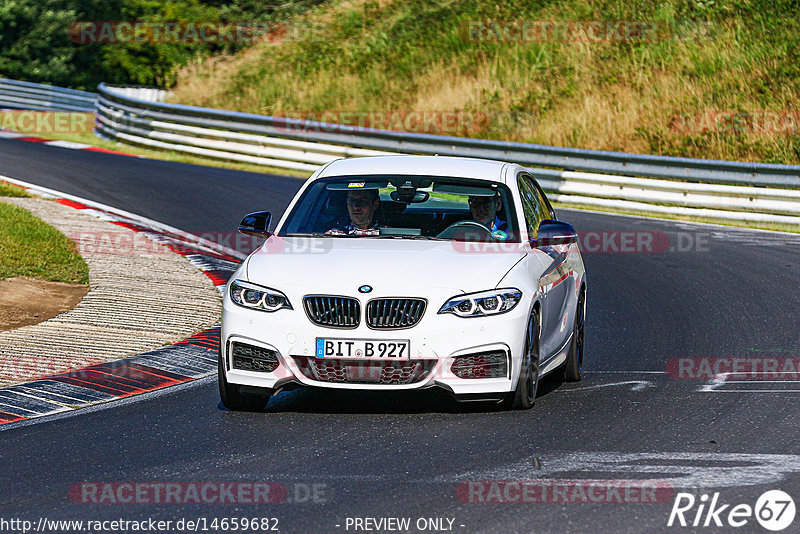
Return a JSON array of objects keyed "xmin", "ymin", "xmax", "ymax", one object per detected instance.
[
  {"xmin": 698, "ymin": 372, "xmax": 800, "ymax": 393},
  {"xmin": 564, "ymin": 380, "xmax": 655, "ymax": 392},
  {"xmin": 584, "ymin": 370, "xmax": 666, "ymax": 374},
  {"xmin": 434, "ymin": 452, "xmax": 800, "ymax": 489}
]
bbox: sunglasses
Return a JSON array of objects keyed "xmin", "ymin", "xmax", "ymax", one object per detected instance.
[{"xmin": 468, "ymin": 196, "xmax": 498, "ymax": 206}]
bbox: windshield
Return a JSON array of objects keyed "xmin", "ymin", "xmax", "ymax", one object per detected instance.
[{"xmin": 278, "ymin": 175, "xmax": 519, "ymax": 242}]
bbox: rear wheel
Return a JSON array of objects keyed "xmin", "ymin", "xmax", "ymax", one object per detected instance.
[
  {"xmin": 218, "ymin": 353, "xmax": 271, "ymax": 412},
  {"xmin": 561, "ymin": 288, "xmax": 586, "ymax": 382},
  {"xmin": 505, "ymin": 311, "xmax": 540, "ymax": 410}
]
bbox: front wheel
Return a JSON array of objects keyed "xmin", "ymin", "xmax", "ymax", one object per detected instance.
[
  {"xmin": 218, "ymin": 354, "xmax": 271, "ymax": 412},
  {"xmin": 505, "ymin": 311, "xmax": 540, "ymax": 410},
  {"xmin": 561, "ymin": 288, "xmax": 586, "ymax": 382}
]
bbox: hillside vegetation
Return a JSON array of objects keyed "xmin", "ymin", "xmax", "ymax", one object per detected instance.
[
  {"xmin": 169, "ymin": 0, "xmax": 800, "ymax": 164},
  {"xmin": 0, "ymin": 0, "xmax": 324, "ymax": 89}
]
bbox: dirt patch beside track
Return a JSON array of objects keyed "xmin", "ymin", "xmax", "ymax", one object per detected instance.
[{"xmin": 0, "ymin": 277, "xmax": 88, "ymax": 331}]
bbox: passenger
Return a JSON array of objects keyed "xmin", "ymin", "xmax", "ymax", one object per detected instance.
[{"xmin": 326, "ymin": 189, "xmax": 381, "ymax": 236}]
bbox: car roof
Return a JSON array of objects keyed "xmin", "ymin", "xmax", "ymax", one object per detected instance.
[{"xmin": 316, "ymin": 155, "xmax": 514, "ymax": 183}]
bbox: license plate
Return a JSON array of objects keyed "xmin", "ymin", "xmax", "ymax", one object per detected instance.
[{"xmin": 315, "ymin": 338, "xmax": 410, "ymax": 359}]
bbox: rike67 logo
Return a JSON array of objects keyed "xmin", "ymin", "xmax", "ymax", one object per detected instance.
[{"xmin": 668, "ymin": 490, "xmax": 796, "ymax": 531}]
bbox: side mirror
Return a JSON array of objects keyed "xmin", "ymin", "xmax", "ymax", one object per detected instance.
[
  {"xmin": 532, "ymin": 219, "xmax": 577, "ymax": 247},
  {"xmin": 238, "ymin": 211, "xmax": 272, "ymax": 238}
]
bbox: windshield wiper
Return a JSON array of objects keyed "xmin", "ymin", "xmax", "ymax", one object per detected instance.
[
  {"xmin": 375, "ymin": 235, "xmax": 449, "ymax": 241},
  {"xmin": 284, "ymin": 233, "xmax": 448, "ymax": 240},
  {"xmin": 282, "ymin": 233, "xmax": 332, "ymax": 237}
]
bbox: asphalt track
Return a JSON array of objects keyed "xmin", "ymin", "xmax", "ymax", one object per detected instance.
[{"xmin": 2, "ymin": 138, "xmax": 800, "ymax": 533}]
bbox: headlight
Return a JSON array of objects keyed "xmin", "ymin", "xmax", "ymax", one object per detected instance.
[
  {"xmin": 438, "ymin": 288, "xmax": 522, "ymax": 318},
  {"xmin": 229, "ymin": 280, "xmax": 292, "ymax": 312}
]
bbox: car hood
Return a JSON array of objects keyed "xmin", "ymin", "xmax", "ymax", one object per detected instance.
[{"xmin": 245, "ymin": 236, "xmax": 526, "ymax": 296}]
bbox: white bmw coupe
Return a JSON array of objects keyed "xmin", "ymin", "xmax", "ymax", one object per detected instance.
[{"xmin": 220, "ymin": 155, "xmax": 586, "ymax": 410}]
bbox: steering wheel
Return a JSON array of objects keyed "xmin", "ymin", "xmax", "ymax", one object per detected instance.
[{"xmin": 436, "ymin": 220, "xmax": 493, "ymax": 239}]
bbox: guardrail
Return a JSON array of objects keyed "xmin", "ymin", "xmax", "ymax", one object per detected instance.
[
  {"xmin": 95, "ymin": 83, "xmax": 800, "ymax": 225},
  {"xmin": 0, "ymin": 78, "xmax": 96, "ymax": 112},
  {"xmin": 102, "ymin": 86, "xmax": 171, "ymax": 103},
  {"xmin": 94, "ymin": 84, "xmax": 397, "ymax": 173},
  {"xmin": 3, "ymin": 77, "xmax": 799, "ymax": 225}
]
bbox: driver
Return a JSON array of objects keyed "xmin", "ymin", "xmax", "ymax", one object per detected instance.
[
  {"xmin": 326, "ymin": 189, "xmax": 381, "ymax": 236},
  {"xmin": 468, "ymin": 192, "xmax": 507, "ymax": 232}
]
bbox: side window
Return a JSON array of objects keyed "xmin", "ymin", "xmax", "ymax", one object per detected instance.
[
  {"xmin": 532, "ymin": 180, "xmax": 556, "ymax": 220},
  {"xmin": 517, "ymin": 173, "xmax": 547, "ymax": 238}
]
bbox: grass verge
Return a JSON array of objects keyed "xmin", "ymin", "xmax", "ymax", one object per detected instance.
[
  {"xmin": 0, "ymin": 182, "xmax": 31, "ymax": 198},
  {"xmin": 0, "ymin": 200, "xmax": 89, "ymax": 284}
]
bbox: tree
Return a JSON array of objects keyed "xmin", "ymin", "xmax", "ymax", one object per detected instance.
[{"xmin": 0, "ymin": 0, "xmax": 80, "ymax": 87}]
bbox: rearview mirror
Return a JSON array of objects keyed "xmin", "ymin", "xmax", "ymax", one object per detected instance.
[
  {"xmin": 390, "ymin": 190, "xmax": 430, "ymax": 203},
  {"xmin": 532, "ymin": 219, "xmax": 577, "ymax": 247},
  {"xmin": 238, "ymin": 211, "xmax": 272, "ymax": 238}
]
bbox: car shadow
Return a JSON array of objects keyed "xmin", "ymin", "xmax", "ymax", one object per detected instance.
[{"xmin": 218, "ymin": 374, "xmax": 567, "ymax": 415}]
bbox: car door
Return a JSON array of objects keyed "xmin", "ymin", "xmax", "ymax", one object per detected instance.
[{"xmin": 517, "ymin": 172, "xmax": 571, "ymax": 360}]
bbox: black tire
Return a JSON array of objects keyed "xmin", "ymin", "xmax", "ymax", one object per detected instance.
[
  {"xmin": 561, "ymin": 288, "xmax": 586, "ymax": 382},
  {"xmin": 504, "ymin": 311, "xmax": 540, "ymax": 410},
  {"xmin": 218, "ymin": 354, "xmax": 271, "ymax": 412}
]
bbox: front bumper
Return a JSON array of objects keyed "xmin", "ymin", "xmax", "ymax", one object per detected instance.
[{"xmin": 221, "ymin": 297, "xmax": 530, "ymax": 396}]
